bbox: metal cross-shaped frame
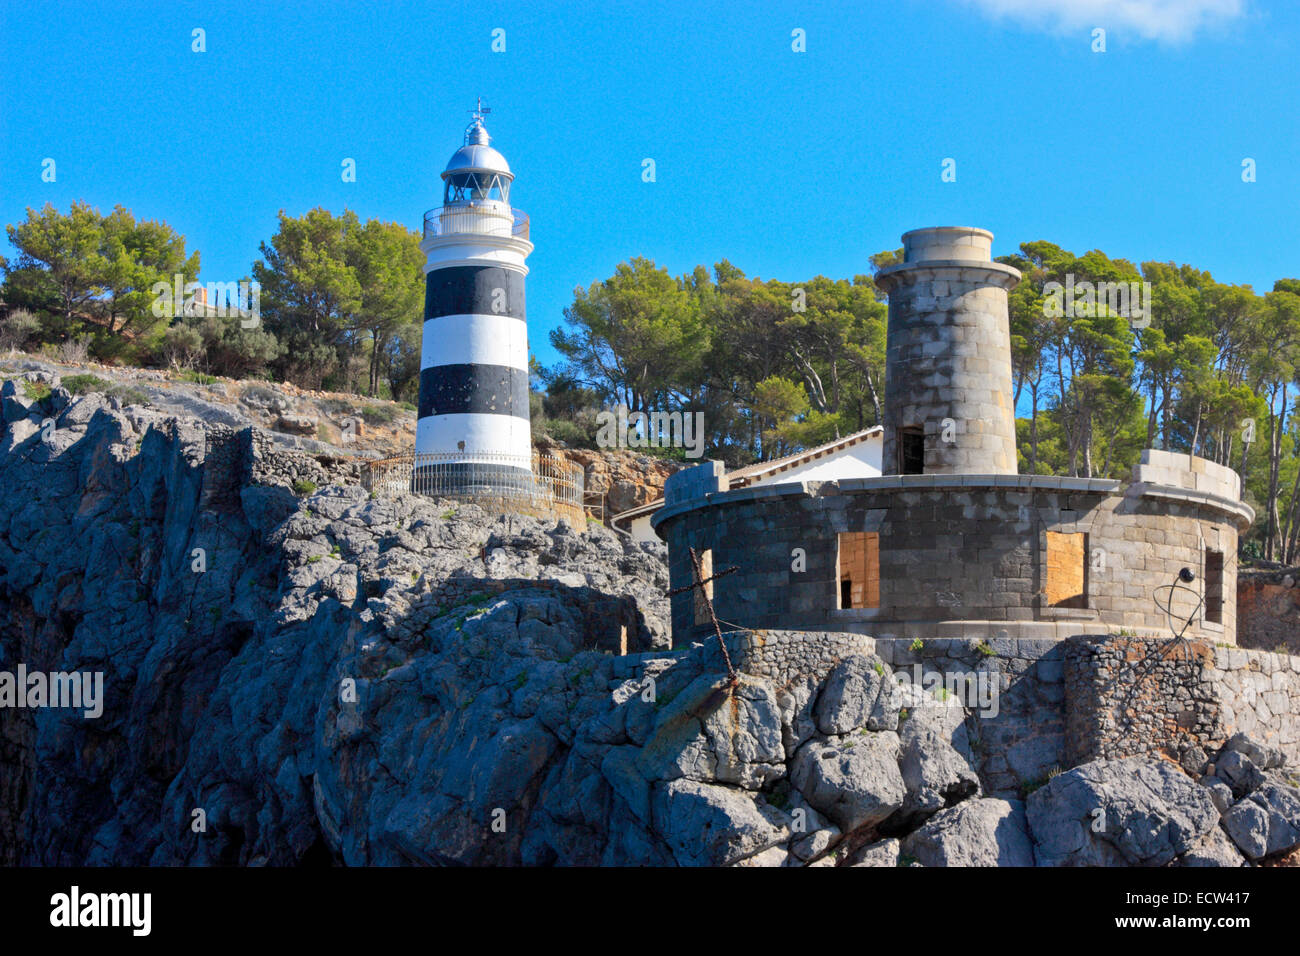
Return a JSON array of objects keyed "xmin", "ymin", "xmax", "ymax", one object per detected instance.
[{"xmin": 667, "ymin": 546, "xmax": 740, "ymax": 685}]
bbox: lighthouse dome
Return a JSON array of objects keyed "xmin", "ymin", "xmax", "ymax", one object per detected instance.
[{"xmin": 442, "ymin": 117, "xmax": 512, "ymax": 180}]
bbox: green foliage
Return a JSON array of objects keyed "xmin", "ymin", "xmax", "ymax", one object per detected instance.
[
  {"xmin": 61, "ymin": 373, "xmax": 111, "ymax": 395},
  {"xmin": 2, "ymin": 201, "xmax": 199, "ymax": 361},
  {"xmin": 105, "ymin": 384, "xmax": 149, "ymax": 406},
  {"xmin": 909, "ymin": 638, "xmax": 924, "ymax": 653},
  {"xmin": 975, "ymin": 641, "xmax": 996, "ymax": 657},
  {"xmin": 292, "ymin": 479, "xmax": 317, "ymax": 496},
  {"xmin": 176, "ymin": 369, "xmax": 218, "ymax": 385},
  {"xmin": 360, "ymin": 403, "xmax": 396, "ymax": 425},
  {"xmin": 252, "ymin": 209, "xmax": 423, "ymax": 395},
  {"xmin": 21, "ymin": 380, "xmax": 51, "ymax": 401}
]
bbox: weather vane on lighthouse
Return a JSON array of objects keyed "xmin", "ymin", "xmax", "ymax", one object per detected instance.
[{"xmin": 469, "ymin": 97, "xmax": 491, "ymax": 121}]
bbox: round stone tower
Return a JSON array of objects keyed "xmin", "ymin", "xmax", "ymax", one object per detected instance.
[
  {"xmin": 874, "ymin": 226, "xmax": 1021, "ymax": 476},
  {"xmin": 416, "ymin": 104, "xmax": 534, "ymax": 481}
]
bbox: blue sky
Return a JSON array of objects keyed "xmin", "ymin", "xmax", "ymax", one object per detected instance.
[{"xmin": 1, "ymin": 0, "xmax": 1295, "ymax": 370}]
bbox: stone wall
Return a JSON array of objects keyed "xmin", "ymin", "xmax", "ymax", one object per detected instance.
[
  {"xmin": 1136, "ymin": 448, "xmax": 1241, "ymax": 500},
  {"xmin": 1064, "ymin": 636, "xmax": 1300, "ymax": 769},
  {"xmin": 619, "ymin": 629, "xmax": 1067, "ymax": 799},
  {"xmin": 1237, "ymin": 567, "xmax": 1300, "ymax": 655},
  {"xmin": 657, "ymin": 476, "xmax": 1244, "ymax": 644},
  {"xmin": 243, "ymin": 427, "xmax": 363, "ymax": 490}
]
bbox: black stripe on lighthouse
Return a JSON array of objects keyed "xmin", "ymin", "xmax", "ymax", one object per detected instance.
[
  {"xmin": 417, "ymin": 364, "xmax": 530, "ymax": 420},
  {"xmin": 425, "ymin": 266, "xmax": 526, "ymax": 320}
]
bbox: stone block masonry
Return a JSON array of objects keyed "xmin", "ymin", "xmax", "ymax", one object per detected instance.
[
  {"xmin": 656, "ymin": 473, "xmax": 1247, "ymax": 644},
  {"xmin": 1237, "ymin": 566, "xmax": 1300, "ymax": 655},
  {"xmin": 1065, "ymin": 635, "xmax": 1300, "ymax": 769},
  {"xmin": 875, "ymin": 227, "xmax": 1022, "ymax": 477}
]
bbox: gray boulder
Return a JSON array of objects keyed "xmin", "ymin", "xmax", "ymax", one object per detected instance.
[
  {"xmin": 1027, "ymin": 757, "xmax": 1219, "ymax": 867},
  {"xmin": 651, "ymin": 778, "xmax": 789, "ymax": 867},
  {"xmin": 847, "ymin": 837, "xmax": 901, "ymax": 867},
  {"xmin": 1178, "ymin": 826, "xmax": 1248, "ymax": 867},
  {"xmin": 894, "ymin": 691, "xmax": 980, "ymax": 826},
  {"xmin": 789, "ymin": 731, "xmax": 905, "ymax": 833},
  {"xmin": 1222, "ymin": 781, "xmax": 1300, "ymax": 860},
  {"xmin": 702, "ymin": 676, "xmax": 785, "ymax": 790},
  {"xmin": 814, "ymin": 654, "xmax": 900, "ymax": 735},
  {"xmin": 1215, "ymin": 750, "xmax": 1265, "ymax": 799},
  {"xmin": 1200, "ymin": 777, "xmax": 1234, "ymax": 815},
  {"xmin": 901, "ymin": 798, "xmax": 1034, "ymax": 867},
  {"xmin": 275, "ymin": 414, "xmax": 317, "ymax": 435},
  {"xmin": 1221, "ymin": 733, "xmax": 1286, "ymax": 771}
]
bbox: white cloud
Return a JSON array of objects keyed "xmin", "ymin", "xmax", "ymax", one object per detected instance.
[{"xmin": 958, "ymin": 0, "xmax": 1247, "ymax": 44}]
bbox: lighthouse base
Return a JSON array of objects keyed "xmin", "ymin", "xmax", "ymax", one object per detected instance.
[{"xmin": 364, "ymin": 451, "xmax": 587, "ymax": 525}]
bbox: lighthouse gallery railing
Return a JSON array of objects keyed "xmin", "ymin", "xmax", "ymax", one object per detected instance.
[
  {"xmin": 362, "ymin": 450, "xmax": 581, "ymax": 516},
  {"xmin": 423, "ymin": 203, "xmax": 529, "ymax": 241}
]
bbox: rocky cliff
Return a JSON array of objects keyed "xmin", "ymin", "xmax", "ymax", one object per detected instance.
[
  {"xmin": 0, "ymin": 356, "xmax": 688, "ymax": 519},
  {"xmin": 2, "ymin": 381, "xmax": 1299, "ymax": 866}
]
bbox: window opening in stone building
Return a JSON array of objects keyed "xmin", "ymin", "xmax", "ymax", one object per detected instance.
[
  {"xmin": 1045, "ymin": 530, "xmax": 1087, "ymax": 608},
  {"xmin": 837, "ymin": 532, "xmax": 879, "ymax": 609},
  {"xmin": 1204, "ymin": 548, "xmax": 1224, "ymax": 624},
  {"xmin": 693, "ymin": 548, "xmax": 714, "ymax": 625},
  {"xmin": 899, "ymin": 427, "xmax": 925, "ymax": 475}
]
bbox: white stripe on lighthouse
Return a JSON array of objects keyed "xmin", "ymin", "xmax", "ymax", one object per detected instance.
[
  {"xmin": 416, "ymin": 413, "xmax": 532, "ymax": 459},
  {"xmin": 420, "ymin": 313, "xmax": 528, "ymax": 371}
]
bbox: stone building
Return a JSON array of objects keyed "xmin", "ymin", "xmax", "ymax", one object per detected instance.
[{"xmin": 655, "ymin": 227, "xmax": 1254, "ymax": 645}]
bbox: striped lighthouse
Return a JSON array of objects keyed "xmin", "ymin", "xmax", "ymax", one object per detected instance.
[{"xmin": 416, "ymin": 102, "xmax": 534, "ymax": 487}]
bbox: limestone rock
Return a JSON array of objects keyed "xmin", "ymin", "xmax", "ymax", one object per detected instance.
[
  {"xmin": 814, "ymin": 654, "xmax": 900, "ymax": 735},
  {"xmin": 275, "ymin": 414, "xmax": 318, "ymax": 435},
  {"xmin": 1215, "ymin": 750, "xmax": 1266, "ymax": 799},
  {"xmin": 1222, "ymin": 781, "xmax": 1300, "ymax": 860},
  {"xmin": 1221, "ymin": 733, "xmax": 1286, "ymax": 771},
  {"xmin": 900, "ymin": 798, "xmax": 1033, "ymax": 867},
  {"xmin": 651, "ymin": 779, "xmax": 789, "ymax": 867},
  {"xmin": 789, "ymin": 732, "xmax": 905, "ymax": 833},
  {"xmin": 894, "ymin": 691, "xmax": 981, "ymax": 826},
  {"xmin": 847, "ymin": 837, "xmax": 901, "ymax": 867},
  {"xmin": 1027, "ymin": 757, "xmax": 1219, "ymax": 867},
  {"xmin": 1178, "ymin": 826, "xmax": 1248, "ymax": 867}
]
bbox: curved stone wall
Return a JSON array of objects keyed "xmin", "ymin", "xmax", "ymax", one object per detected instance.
[{"xmin": 655, "ymin": 474, "xmax": 1250, "ymax": 645}]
